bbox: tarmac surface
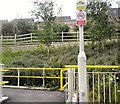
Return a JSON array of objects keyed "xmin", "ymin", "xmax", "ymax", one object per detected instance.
[{"xmin": 2, "ymin": 88, "xmax": 65, "ymax": 103}]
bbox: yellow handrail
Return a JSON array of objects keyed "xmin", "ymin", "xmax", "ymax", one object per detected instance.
[
  {"xmin": 0, "ymin": 81, "xmax": 9, "ymax": 85},
  {"xmin": 61, "ymin": 82, "xmax": 68, "ymax": 91},
  {"xmin": 0, "ymin": 70, "xmax": 9, "ymax": 72},
  {"xmin": 3, "ymin": 75, "xmax": 61, "ymax": 79},
  {"xmin": 5, "ymin": 68, "xmax": 63, "ymax": 70},
  {"xmin": 3, "ymin": 66, "xmax": 120, "ymax": 91},
  {"xmin": 65, "ymin": 65, "xmax": 120, "ymax": 69}
]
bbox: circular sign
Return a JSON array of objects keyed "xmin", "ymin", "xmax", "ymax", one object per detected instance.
[{"xmin": 77, "ymin": 12, "xmax": 85, "ymax": 20}]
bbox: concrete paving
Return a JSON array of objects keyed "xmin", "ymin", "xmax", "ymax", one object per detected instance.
[{"xmin": 2, "ymin": 88, "xmax": 65, "ymax": 103}]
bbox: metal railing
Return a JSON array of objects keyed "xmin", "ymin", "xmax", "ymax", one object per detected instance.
[
  {"xmin": 65, "ymin": 65, "xmax": 120, "ymax": 103},
  {"xmin": 0, "ymin": 32, "xmax": 89, "ymax": 46},
  {"xmin": 2, "ymin": 65, "xmax": 120, "ymax": 102},
  {"xmin": 3, "ymin": 67, "xmax": 67, "ymax": 90}
]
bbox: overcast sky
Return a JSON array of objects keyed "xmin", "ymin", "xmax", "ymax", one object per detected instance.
[{"xmin": 0, "ymin": 0, "xmax": 118, "ymax": 21}]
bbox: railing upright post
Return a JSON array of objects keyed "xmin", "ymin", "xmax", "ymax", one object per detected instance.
[
  {"xmin": 1, "ymin": 35, "xmax": 3, "ymax": 46},
  {"xmin": 31, "ymin": 33, "xmax": 32, "ymax": 44},
  {"xmin": 17, "ymin": 69, "xmax": 20, "ymax": 87},
  {"xmin": 73, "ymin": 68, "xmax": 75, "ymax": 90},
  {"xmin": 15, "ymin": 34, "xmax": 16, "ymax": 45},
  {"xmin": 92, "ymin": 73, "xmax": 95, "ymax": 102},
  {"xmin": 114, "ymin": 73, "xmax": 117, "ymax": 102},
  {"xmin": 60, "ymin": 69, "xmax": 63, "ymax": 91},
  {"xmin": 98, "ymin": 73, "xmax": 100, "ymax": 102},
  {"xmin": 42, "ymin": 69, "xmax": 45, "ymax": 87},
  {"xmin": 109, "ymin": 74, "xmax": 111, "ymax": 102}
]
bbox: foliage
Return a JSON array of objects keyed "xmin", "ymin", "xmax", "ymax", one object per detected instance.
[
  {"xmin": 16, "ymin": 19, "xmax": 33, "ymax": 35},
  {"xmin": 86, "ymin": 2, "xmax": 116, "ymax": 43},
  {"xmin": 2, "ymin": 23, "xmax": 15, "ymax": 36},
  {"xmin": 2, "ymin": 41, "xmax": 118, "ymax": 67},
  {"xmin": 32, "ymin": 0, "xmax": 57, "ymax": 46},
  {"xmin": 2, "ymin": 20, "xmax": 34, "ymax": 36},
  {"xmin": 74, "ymin": 2, "xmax": 117, "ymax": 45}
]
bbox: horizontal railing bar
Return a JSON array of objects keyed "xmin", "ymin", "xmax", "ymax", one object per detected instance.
[
  {"xmin": 63, "ymin": 39, "xmax": 78, "ymax": 41},
  {"xmin": 3, "ymin": 75, "xmax": 67, "ymax": 79},
  {"xmin": 0, "ymin": 81, "xmax": 9, "ymax": 85},
  {"xmin": 2, "ymin": 39, "xmax": 14, "ymax": 40},
  {"xmin": 65, "ymin": 65, "xmax": 120, "ymax": 69},
  {"xmin": 3, "ymin": 36, "xmax": 15, "ymax": 38},
  {"xmin": 0, "ymin": 70, "xmax": 9, "ymax": 72},
  {"xmin": 5, "ymin": 68, "xmax": 65, "ymax": 70},
  {"xmin": 87, "ymin": 72, "xmax": 120, "ymax": 74},
  {"xmin": 17, "ymin": 40, "xmax": 32, "ymax": 43},
  {"xmin": 32, "ymin": 40, "xmax": 39, "ymax": 42},
  {"xmin": 17, "ymin": 37, "xmax": 31, "ymax": 40},
  {"xmin": 62, "ymin": 36, "xmax": 77, "ymax": 38},
  {"xmin": 75, "ymin": 72, "xmax": 120, "ymax": 74},
  {"xmin": 17, "ymin": 34, "xmax": 32, "ymax": 37}
]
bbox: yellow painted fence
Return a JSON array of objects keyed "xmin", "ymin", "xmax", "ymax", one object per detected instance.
[{"xmin": 2, "ymin": 65, "xmax": 120, "ymax": 91}]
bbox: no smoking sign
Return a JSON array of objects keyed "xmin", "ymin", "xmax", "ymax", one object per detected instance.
[{"xmin": 76, "ymin": 10, "xmax": 86, "ymax": 25}]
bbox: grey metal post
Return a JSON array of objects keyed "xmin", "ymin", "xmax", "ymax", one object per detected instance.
[
  {"xmin": 17, "ymin": 69, "xmax": 20, "ymax": 87},
  {"xmin": 43, "ymin": 69, "xmax": 45, "ymax": 87},
  {"xmin": 77, "ymin": 31, "xmax": 79, "ymax": 43},
  {"xmin": 68, "ymin": 68, "xmax": 73, "ymax": 102},
  {"xmin": 0, "ymin": 64, "xmax": 2, "ymax": 98},
  {"xmin": 78, "ymin": 25, "xmax": 88, "ymax": 102},
  {"xmin": 73, "ymin": 68, "xmax": 76, "ymax": 90}
]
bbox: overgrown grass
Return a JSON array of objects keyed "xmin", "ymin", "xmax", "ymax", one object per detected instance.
[{"xmin": 2, "ymin": 40, "xmax": 119, "ymax": 68}]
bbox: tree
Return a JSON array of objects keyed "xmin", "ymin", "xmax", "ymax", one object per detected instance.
[
  {"xmin": 16, "ymin": 19, "xmax": 33, "ymax": 35},
  {"xmin": 86, "ymin": 2, "xmax": 116, "ymax": 44},
  {"xmin": 2, "ymin": 23, "xmax": 15, "ymax": 36},
  {"xmin": 32, "ymin": 0, "xmax": 58, "ymax": 47},
  {"xmin": 2, "ymin": 20, "xmax": 34, "ymax": 36}
]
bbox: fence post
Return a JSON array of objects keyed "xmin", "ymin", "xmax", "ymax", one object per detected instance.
[
  {"xmin": 67, "ymin": 68, "xmax": 73, "ymax": 102},
  {"xmin": 15, "ymin": 34, "xmax": 16, "ymax": 45},
  {"xmin": 62, "ymin": 31, "xmax": 64, "ymax": 43},
  {"xmin": 60, "ymin": 69, "xmax": 63, "ymax": 91},
  {"xmin": 0, "ymin": 35, "xmax": 3, "ymax": 52},
  {"xmin": 1, "ymin": 35, "xmax": 3, "ymax": 46},
  {"xmin": 31, "ymin": 33, "xmax": 32, "ymax": 44},
  {"xmin": 17, "ymin": 69, "xmax": 20, "ymax": 87}
]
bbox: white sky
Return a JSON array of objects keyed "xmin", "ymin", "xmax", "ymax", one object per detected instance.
[{"xmin": 0, "ymin": 0, "xmax": 118, "ymax": 21}]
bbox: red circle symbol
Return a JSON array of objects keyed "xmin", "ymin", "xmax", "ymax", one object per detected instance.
[{"xmin": 77, "ymin": 12, "xmax": 85, "ymax": 20}]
